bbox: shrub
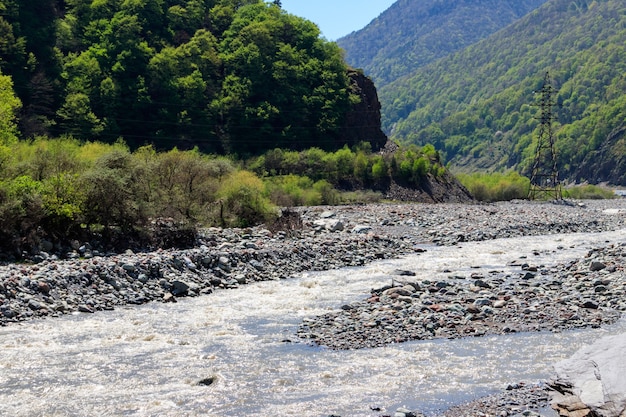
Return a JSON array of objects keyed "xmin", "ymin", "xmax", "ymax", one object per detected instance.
[
  {"xmin": 153, "ymin": 148, "xmax": 229, "ymax": 222},
  {"xmin": 313, "ymin": 179, "xmax": 340, "ymax": 205},
  {"xmin": 457, "ymin": 171, "xmax": 530, "ymax": 202},
  {"xmin": 80, "ymin": 149, "xmax": 147, "ymax": 231},
  {"xmin": 0, "ymin": 176, "xmax": 45, "ymax": 253},
  {"xmin": 265, "ymin": 174, "xmax": 322, "ymax": 207},
  {"xmin": 339, "ymin": 189, "xmax": 383, "ymax": 204},
  {"xmin": 563, "ymin": 184, "xmax": 616, "ymax": 200},
  {"xmin": 216, "ymin": 170, "xmax": 277, "ymax": 227}
]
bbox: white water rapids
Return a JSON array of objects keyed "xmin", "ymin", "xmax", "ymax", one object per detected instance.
[{"xmin": 1, "ymin": 230, "xmax": 625, "ymax": 417}]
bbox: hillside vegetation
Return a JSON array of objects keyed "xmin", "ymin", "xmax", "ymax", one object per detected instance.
[
  {"xmin": 0, "ymin": 0, "xmax": 465, "ymax": 258},
  {"xmin": 337, "ymin": 0, "xmax": 547, "ymax": 88},
  {"xmin": 0, "ymin": 0, "xmax": 361, "ymax": 155},
  {"xmin": 379, "ymin": 0, "xmax": 626, "ymax": 185}
]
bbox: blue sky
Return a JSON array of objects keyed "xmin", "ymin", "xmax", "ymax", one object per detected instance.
[{"xmin": 279, "ymin": 0, "xmax": 397, "ymax": 40}]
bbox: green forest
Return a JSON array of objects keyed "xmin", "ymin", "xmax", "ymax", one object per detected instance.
[
  {"xmin": 378, "ymin": 0, "xmax": 626, "ymax": 184},
  {"xmin": 0, "ymin": 0, "xmax": 360, "ymax": 155}
]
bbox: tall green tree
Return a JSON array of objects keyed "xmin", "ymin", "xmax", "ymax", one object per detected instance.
[
  {"xmin": 0, "ymin": 71, "xmax": 21, "ymax": 145},
  {"xmin": 216, "ymin": 2, "xmax": 353, "ymax": 154}
]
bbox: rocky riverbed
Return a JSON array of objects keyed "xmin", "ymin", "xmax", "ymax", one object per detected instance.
[
  {"xmin": 296, "ymin": 242, "xmax": 626, "ymax": 350},
  {"xmin": 1, "ymin": 199, "xmax": 625, "ymax": 416}
]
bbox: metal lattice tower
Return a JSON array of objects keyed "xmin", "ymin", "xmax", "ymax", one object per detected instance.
[{"xmin": 528, "ymin": 72, "xmax": 562, "ymax": 201}]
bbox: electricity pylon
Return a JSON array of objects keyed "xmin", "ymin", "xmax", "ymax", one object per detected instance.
[{"xmin": 528, "ymin": 71, "xmax": 562, "ymax": 201}]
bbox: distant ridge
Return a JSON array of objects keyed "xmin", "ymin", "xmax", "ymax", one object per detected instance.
[{"xmin": 337, "ymin": 0, "xmax": 547, "ymax": 88}]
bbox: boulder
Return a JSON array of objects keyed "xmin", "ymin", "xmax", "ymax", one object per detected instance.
[
  {"xmin": 551, "ymin": 332, "xmax": 626, "ymax": 417},
  {"xmin": 312, "ymin": 218, "xmax": 345, "ymax": 232}
]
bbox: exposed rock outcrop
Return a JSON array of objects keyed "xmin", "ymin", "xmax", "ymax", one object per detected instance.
[
  {"xmin": 341, "ymin": 69, "xmax": 388, "ymax": 152},
  {"xmin": 383, "ymin": 173, "xmax": 474, "ymax": 203},
  {"xmin": 551, "ymin": 333, "xmax": 626, "ymax": 417}
]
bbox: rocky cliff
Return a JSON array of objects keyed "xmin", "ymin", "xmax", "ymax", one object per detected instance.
[{"xmin": 340, "ymin": 70, "xmax": 389, "ymax": 152}]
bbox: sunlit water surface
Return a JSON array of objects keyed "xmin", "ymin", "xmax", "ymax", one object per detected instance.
[{"xmin": 1, "ymin": 230, "xmax": 625, "ymax": 417}]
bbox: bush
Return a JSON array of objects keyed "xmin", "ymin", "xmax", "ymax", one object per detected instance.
[
  {"xmin": 457, "ymin": 171, "xmax": 530, "ymax": 202},
  {"xmin": 265, "ymin": 174, "xmax": 322, "ymax": 206},
  {"xmin": 80, "ymin": 149, "xmax": 147, "ymax": 231},
  {"xmin": 314, "ymin": 179, "xmax": 340, "ymax": 205},
  {"xmin": 339, "ymin": 189, "xmax": 383, "ymax": 204},
  {"xmin": 152, "ymin": 148, "xmax": 233, "ymax": 222},
  {"xmin": 563, "ymin": 184, "xmax": 616, "ymax": 200},
  {"xmin": 0, "ymin": 176, "xmax": 46, "ymax": 253},
  {"xmin": 216, "ymin": 170, "xmax": 277, "ymax": 227}
]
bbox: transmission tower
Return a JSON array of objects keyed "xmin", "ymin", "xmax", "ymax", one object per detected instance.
[{"xmin": 528, "ymin": 71, "xmax": 562, "ymax": 201}]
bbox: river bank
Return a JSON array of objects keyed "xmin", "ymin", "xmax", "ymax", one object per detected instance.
[{"xmin": 3, "ymin": 199, "xmax": 624, "ymax": 326}]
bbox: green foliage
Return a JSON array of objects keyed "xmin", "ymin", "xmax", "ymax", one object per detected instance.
[
  {"xmin": 313, "ymin": 179, "xmax": 340, "ymax": 205},
  {"xmin": 151, "ymin": 147, "xmax": 234, "ymax": 221},
  {"xmin": 249, "ymin": 142, "xmax": 448, "ymax": 192},
  {"xmin": 215, "ymin": 2, "xmax": 353, "ymax": 154},
  {"xmin": 0, "ymin": 175, "xmax": 45, "ymax": 251},
  {"xmin": 263, "ymin": 175, "xmax": 340, "ymax": 207},
  {"xmin": 80, "ymin": 149, "xmax": 146, "ymax": 230},
  {"xmin": 0, "ymin": 136, "xmax": 268, "ymax": 255},
  {"xmin": 0, "ymin": 72, "xmax": 21, "ymax": 145},
  {"xmin": 563, "ymin": 184, "xmax": 616, "ymax": 200},
  {"xmin": 379, "ymin": 0, "xmax": 626, "ymax": 185},
  {"xmin": 0, "ymin": 0, "xmax": 359, "ymax": 154},
  {"xmin": 216, "ymin": 170, "xmax": 277, "ymax": 227},
  {"xmin": 456, "ymin": 171, "xmax": 530, "ymax": 202},
  {"xmin": 265, "ymin": 174, "xmax": 321, "ymax": 206},
  {"xmin": 390, "ymin": 145, "xmax": 440, "ymax": 186},
  {"xmin": 339, "ymin": 190, "xmax": 384, "ymax": 205}
]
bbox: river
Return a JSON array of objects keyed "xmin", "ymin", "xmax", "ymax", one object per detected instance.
[{"xmin": 1, "ymin": 230, "xmax": 625, "ymax": 417}]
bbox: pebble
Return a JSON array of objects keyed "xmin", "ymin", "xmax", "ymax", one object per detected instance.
[{"xmin": 295, "ymin": 200, "xmax": 626, "ymax": 351}]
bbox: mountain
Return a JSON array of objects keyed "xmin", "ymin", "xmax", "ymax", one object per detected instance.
[
  {"xmin": 337, "ymin": 0, "xmax": 547, "ymax": 88},
  {"xmin": 378, "ymin": 0, "xmax": 626, "ymax": 185}
]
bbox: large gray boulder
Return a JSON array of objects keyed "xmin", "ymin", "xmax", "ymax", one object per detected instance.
[{"xmin": 551, "ymin": 333, "xmax": 626, "ymax": 417}]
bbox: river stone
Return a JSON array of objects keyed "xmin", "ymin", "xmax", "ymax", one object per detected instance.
[
  {"xmin": 217, "ymin": 256, "xmax": 232, "ymax": 273},
  {"xmin": 474, "ymin": 279, "xmax": 492, "ymax": 289},
  {"xmin": 39, "ymin": 239, "xmax": 54, "ymax": 253},
  {"xmin": 393, "ymin": 269, "xmax": 416, "ymax": 276},
  {"xmin": 171, "ymin": 280, "xmax": 190, "ymax": 296},
  {"xmin": 313, "ymin": 219, "xmax": 344, "ymax": 232},
  {"xmin": 383, "ymin": 287, "xmax": 413, "ymax": 297},
  {"xmin": 351, "ymin": 225, "xmax": 372, "ymax": 234},
  {"xmin": 590, "ymin": 261, "xmax": 606, "ymax": 272},
  {"xmin": 552, "ymin": 332, "xmax": 626, "ymax": 417}
]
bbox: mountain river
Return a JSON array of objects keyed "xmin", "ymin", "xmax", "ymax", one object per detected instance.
[{"xmin": 1, "ymin": 230, "xmax": 625, "ymax": 416}]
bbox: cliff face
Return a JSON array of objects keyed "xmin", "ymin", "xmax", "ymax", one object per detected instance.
[
  {"xmin": 340, "ymin": 70, "xmax": 388, "ymax": 152},
  {"xmin": 339, "ymin": 70, "xmax": 473, "ymax": 203}
]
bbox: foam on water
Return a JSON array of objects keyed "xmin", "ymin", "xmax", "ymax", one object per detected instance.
[{"xmin": 1, "ymin": 230, "xmax": 625, "ymax": 417}]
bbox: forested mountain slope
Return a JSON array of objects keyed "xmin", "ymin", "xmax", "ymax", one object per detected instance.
[
  {"xmin": 0, "ymin": 0, "xmax": 382, "ymax": 155},
  {"xmin": 380, "ymin": 0, "xmax": 626, "ymax": 185},
  {"xmin": 337, "ymin": 0, "xmax": 547, "ymax": 88}
]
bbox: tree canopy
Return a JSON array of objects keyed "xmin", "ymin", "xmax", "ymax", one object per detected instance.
[{"xmin": 0, "ymin": 0, "xmax": 358, "ymax": 155}]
